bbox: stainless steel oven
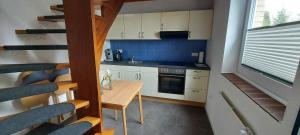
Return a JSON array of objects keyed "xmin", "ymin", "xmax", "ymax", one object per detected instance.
[{"xmin": 158, "ymin": 67, "xmax": 186, "ymax": 95}]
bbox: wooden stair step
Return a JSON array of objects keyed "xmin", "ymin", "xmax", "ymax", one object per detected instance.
[
  {"xmin": 55, "ymin": 81, "xmax": 77, "ymax": 95},
  {"xmin": 68, "ymin": 99, "xmax": 89, "ymax": 109},
  {"xmin": 15, "ymin": 29, "xmax": 66, "ymax": 34},
  {"xmin": 95, "ymin": 129, "xmax": 115, "ymax": 135},
  {"xmin": 0, "ymin": 45, "xmax": 67, "ymax": 50},
  {"xmin": 37, "ymin": 15, "xmax": 65, "ymax": 22},
  {"xmin": 50, "ymin": 5, "xmax": 64, "ymax": 12},
  {"xmin": 72, "ymin": 116, "xmax": 100, "ymax": 127},
  {"xmin": 0, "ymin": 63, "xmax": 69, "ymax": 74}
]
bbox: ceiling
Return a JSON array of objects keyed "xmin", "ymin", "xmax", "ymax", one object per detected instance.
[{"xmin": 119, "ymin": 0, "xmax": 214, "ymax": 14}]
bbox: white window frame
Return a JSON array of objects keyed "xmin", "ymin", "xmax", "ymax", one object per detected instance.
[{"xmin": 237, "ymin": 0, "xmax": 300, "ymax": 101}]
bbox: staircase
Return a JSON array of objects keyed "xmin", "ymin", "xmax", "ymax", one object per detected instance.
[{"xmin": 0, "ymin": 0, "xmax": 146, "ymax": 134}]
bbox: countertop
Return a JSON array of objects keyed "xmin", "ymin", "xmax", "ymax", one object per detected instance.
[{"xmin": 101, "ymin": 61, "xmax": 210, "ymax": 70}]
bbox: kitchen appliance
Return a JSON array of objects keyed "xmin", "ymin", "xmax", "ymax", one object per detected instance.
[
  {"xmin": 198, "ymin": 51, "xmax": 205, "ymax": 64},
  {"xmin": 158, "ymin": 66, "xmax": 186, "ymax": 95},
  {"xmin": 159, "ymin": 31, "xmax": 189, "ymax": 39},
  {"xmin": 114, "ymin": 49, "xmax": 123, "ymax": 61},
  {"xmin": 105, "ymin": 49, "xmax": 113, "ymax": 61}
]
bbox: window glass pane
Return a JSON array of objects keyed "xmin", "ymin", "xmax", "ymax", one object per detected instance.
[
  {"xmin": 252, "ymin": 0, "xmax": 300, "ymax": 28},
  {"xmin": 242, "ymin": 0, "xmax": 300, "ymax": 84}
]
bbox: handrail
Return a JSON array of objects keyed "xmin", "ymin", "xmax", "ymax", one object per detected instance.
[
  {"xmin": 0, "ymin": 82, "xmax": 77, "ymax": 102},
  {"xmin": 221, "ymin": 91, "xmax": 256, "ymax": 135},
  {"xmin": 0, "ymin": 45, "xmax": 68, "ymax": 50},
  {"xmin": 0, "ymin": 103, "xmax": 75, "ymax": 135},
  {"xmin": 0, "ymin": 63, "xmax": 69, "ymax": 74}
]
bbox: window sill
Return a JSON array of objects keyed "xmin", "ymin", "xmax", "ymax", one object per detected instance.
[{"xmin": 222, "ymin": 73, "xmax": 286, "ymax": 121}]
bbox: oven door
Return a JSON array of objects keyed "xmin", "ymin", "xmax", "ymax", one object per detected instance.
[{"xmin": 158, "ymin": 74, "xmax": 185, "ymax": 95}]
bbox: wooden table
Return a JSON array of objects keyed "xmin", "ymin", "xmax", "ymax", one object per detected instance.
[{"xmin": 101, "ymin": 80, "xmax": 144, "ymax": 135}]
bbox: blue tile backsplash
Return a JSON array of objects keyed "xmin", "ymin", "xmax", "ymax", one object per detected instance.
[{"xmin": 110, "ymin": 39, "xmax": 207, "ymax": 63}]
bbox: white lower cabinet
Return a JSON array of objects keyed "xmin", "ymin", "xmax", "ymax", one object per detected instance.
[
  {"xmin": 100, "ymin": 65, "xmax": 158, "ymax": 97},
  {"xmin": 140, "ymin": 71, "xmax": 158, "ymax": 97},
  {"xmin": 100, "ymin": 65, "xmax": 209, "ymax": 102},
  {"xmin": 184, "ymin": 69, "xmax": 209, "ymax": 103},
  {"xmin": 185, "ymin": 89, "xmax": 207, "ymax": 102}
]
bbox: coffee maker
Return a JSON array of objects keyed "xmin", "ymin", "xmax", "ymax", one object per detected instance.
[
  {"xmin": 114, "ymin": 49, "xmax": 123, "ymax": 61},
  {"xmin": 105, "ymin": 49, "xmax": 113, "ymax": 61}
]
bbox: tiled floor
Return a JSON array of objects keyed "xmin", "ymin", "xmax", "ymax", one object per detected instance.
[{"xmin": 103, "ymin": 99, "xmax": 214, "ymax": 135}]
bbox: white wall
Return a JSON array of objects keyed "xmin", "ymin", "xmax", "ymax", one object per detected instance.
[
  {"xmin": 0, "ymin": 0, "xmax": 68, "ymax": 117},
  {"xmin": 206, "ymin": 0, "xmax": 300, "ymax": 134}
]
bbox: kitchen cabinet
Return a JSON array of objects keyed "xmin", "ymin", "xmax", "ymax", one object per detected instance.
[
  {"xmin": 106, "ymin": 10, "xmax": 213, "ymax": 40},
  {"xmin": 141, "ymin": 13, "xmax": 161, "ymax": 39},
  {"xmin": 124, "ymin": 14, "xmax": 142, "ymax": 39},
  {"xmin": 140, "ymin": 67, "xmax": 158, "ymax": 97},
  {"xmin": 100, "ymin": 64, "xmax": 210, "ymax": 102},
  {"xmin": 184, "ymin": 69, "xmax": 209, "ymax": 103},
  {"xmin": 189, "ymin": 10, "xmax": 213, "ymax": 39},
  {"xmin": 161, "ymin": 11, "xmax": 189, "ymax": 31},
  {"xmin": 100, "ymin": 69, "xmax": 121, "ymax": 81},
  {"xmin": 107, "ymin": 15, "xmax": 124, "ymax": 39},
  {"xmin": 121, "ymin": 71, "xmax": 141, "ymax": 80}
]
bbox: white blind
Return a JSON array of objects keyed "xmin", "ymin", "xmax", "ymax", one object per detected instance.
[{"xmin": 242, "ymin": 23, "xmax": 300, "ymax": 83}]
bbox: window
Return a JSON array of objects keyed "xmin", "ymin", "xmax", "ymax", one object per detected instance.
[{"xmin": 241, "ymin": 0, "xmax": 300, "ymax": 84}]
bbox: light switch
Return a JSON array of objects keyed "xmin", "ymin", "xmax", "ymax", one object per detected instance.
[{"xmin": 192, "ymin": 53, "xmax": 199, "ymax": 57}]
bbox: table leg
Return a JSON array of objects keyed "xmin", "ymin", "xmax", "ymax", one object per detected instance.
[
  {"xmin": 138, "ymin": 91, "xmax": 144, "ymax": 124},
  {"xmin": 122, "ymin": 108, "xmax": 127, "ymax": 135},
  {"xmin": 114, "ymin": 110, "xmax": 118, "ymax": 120}
]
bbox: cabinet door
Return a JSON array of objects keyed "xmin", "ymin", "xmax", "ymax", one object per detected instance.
[
  {"xmin": 161, "ymin": 11, "xmax": 189, "ymax": 31},
  {"xmin": 107, "ymin": 15, "xmax": 124, "ymax": 39},
  {"xmin": 185, "ymin": 89, "xmax": 207, "ymax": 102},
  {"xmin": 185, "ymin": 76, "xmax": 209, "ymax": 89},
  {"xmin": 110, "ymin": 70, "xmax": 121, "ymax": 80},
  {"xmin": 189, "ymin": 10, "xmax": 213, "ymax": 39},
  {"xmin": 140, "ymin": 72, "xmax": 158, "ymax": 96},
  {"xmin": 141, "ymin": 13, "xmax": 161, "ymax": 39},
  {"xmin": 121, "ymin": 71, "xmax": 140, "ymax": 81},
  {"xmin": 124, "ymin": 14, "xmax": 142, "ymax": 39}
]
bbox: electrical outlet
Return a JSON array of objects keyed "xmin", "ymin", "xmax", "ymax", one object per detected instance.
[{"xmin": 192, "ymin": 53, "xmax": 199, "ymax": 57}]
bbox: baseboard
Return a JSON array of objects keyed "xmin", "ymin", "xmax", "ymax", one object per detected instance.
[{"xmin": 141, "ymin": 96, "xmax": 205, "ymax": 107}]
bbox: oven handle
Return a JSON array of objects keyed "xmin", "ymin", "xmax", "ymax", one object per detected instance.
[{"xmin": 159, "ymin": 74, "xmax": 185, "ymax": 78}]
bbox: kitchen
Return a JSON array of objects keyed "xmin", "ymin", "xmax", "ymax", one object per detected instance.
[
  {"xmin": 1, "ymin": 0, "xmax": 300, "ymax": 134},
  {"xmin": 100, "ymin": 9, "xmax": 212, "ymax": 104}
]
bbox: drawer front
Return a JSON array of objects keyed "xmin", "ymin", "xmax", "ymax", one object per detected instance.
[
  {"xmin": 100, "ymin": 64, "xmax": 121, "ymax": 70},
  {"xmin": 120, "ymin": 65, "xmax": 141, "ymax": 72},
  {"xmin": 140, "ymin": 67, "xmax": 158, "ymax": 73},
  {"xmin": 186, "ymin": 69, "xmax": 209, "ymax": 76},
  {"xmin": 185, "ymin": 76, "xmax": 208, "ymax": 89},
  {"xmin": 185, "ymin": 89, "xmax": 207, "ymax": 102}
]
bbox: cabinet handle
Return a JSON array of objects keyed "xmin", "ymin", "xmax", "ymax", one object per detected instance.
[
  {"xmin": 142, "ymin": 32, "xmax": 144, "ymax": 38},
  {"xmin": 193, "ymin": 76, "xmax": 201, "ymax": 79},
  {"xmin": 193, "ymin": 70, "xmax": 202, "ymax": 73},
  {"xmin": 118, "ymin": 72, "xmax": 121, "ymax": 79},
  {"xmin": 192, "ymin": 90, "xmax": 200, "ymax": 93},
  {"xmin": 121, "ymin": 32, "xmax": 124, "ymax": 38},
  {"xmin": 138, "ymin": 32, "xmax": 141, "ymax": 38},
  {"xmin": 139, "ymin": 73, "xmax": 141, "ymax": 80},
  {"xmin": 188, "ymin": 31, "xmax": 191, "ymax": 38},
  {"xmin": 160, "ymin": 24, "xmax": 163, "ymax": 30},
  {"xmin": 136, "ymin": 73, "xmax": 139, "ymax": 80}
]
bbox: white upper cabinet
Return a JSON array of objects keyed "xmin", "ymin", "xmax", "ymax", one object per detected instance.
[
  {"xmin": 124, "ymin": 14, "xmax": 142, "ymax": 39},
  {"xmin": 189, "ymin": 10, "xmax": 213, "ymax": 39},
  {"xmin": 106, "ymin": 10, "xmax": 213, "ymax": 40},
  {"xmin": 141, "ymin": 13, "xmax": 161, "ymax": 39},
  {"xmin": 107, "ymin": 15, "xmax": 124, "ymax": 39},
  {"xmin": 161, "ymin": 11, "xmax": 189, "ymax": 31}
]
